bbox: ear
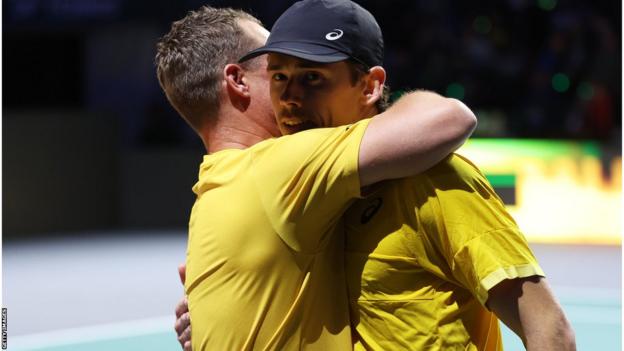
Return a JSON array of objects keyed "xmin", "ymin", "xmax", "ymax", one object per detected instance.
[
  {"xmin": 224, "ymin": 63, "xmax": 251, "ymax": 98},
  {"xmin": 362, "ymin": 66, "xmax": 386, "ymax": 107},
  {"xmin": 223, "ymin": 63, "xmax": 251, "ymax": 111}
]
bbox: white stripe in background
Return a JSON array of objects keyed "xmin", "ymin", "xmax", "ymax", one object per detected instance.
[
  {"xmin": 9, "ymin": 316, "xmax": 174, "ymax": 350},
  {"xmin": 8, "ymin": 287, "xmax": 622, "ymax": 349}
]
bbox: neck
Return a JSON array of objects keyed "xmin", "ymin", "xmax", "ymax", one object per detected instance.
[
  {"xmin": 199, "ymin": 107, "xmax": 278, "ymax": 154},
  {"xmin": 362, "ymin": 105, "xmax": 380, "ymax": 120}
]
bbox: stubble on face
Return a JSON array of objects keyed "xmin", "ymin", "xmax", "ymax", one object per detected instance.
[{"xmin": 267, "ymin": 54, "xmax": 367, "ymax": 135}]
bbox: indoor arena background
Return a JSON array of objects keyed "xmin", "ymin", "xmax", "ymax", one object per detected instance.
[{"xmin": 3, "ymin": 0, "xmax": 621, "ymax": 350}]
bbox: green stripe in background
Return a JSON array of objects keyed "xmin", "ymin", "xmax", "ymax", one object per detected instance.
[
  {"xmin": 462, "ymin": 139, "xmax": 602, "ymax": 159},
  {"xmin": 485, "ymin": 174, "xmax": 516, "ymax": 188},
  {"xmin": 485, "ymin": 174, "xmax": 516, "ymax": 205}
]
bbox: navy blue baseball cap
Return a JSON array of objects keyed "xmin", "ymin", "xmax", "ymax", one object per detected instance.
[{"xmin": 239, "ymin": 0, "xmax": 384, "ymax": 68}]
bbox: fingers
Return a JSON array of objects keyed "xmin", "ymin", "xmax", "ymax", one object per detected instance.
[
  {"xmin": 178, "ymin": 263, "xmax": 187, "ymax": 285},
  {"xmin": 178, "ymin": 326, "xmax": 192, "ymax": 348},
  {"xmin": 175, "ymin": 296, "xmax": 190, "ymax": 323},
  {"xmin": 175, "ymin": 296, "xmax": 189, "ymax": 319},
  {"xmin": 175, "ymin": 315, "xmax": 192, "ymax": 350},
  {"xmin": 175, "ymin": 264, "xmax": 191, "ymax": 350}
]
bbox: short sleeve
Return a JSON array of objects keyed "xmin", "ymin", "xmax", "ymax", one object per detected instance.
[
  {"xmin": 251, "ymin": 118, "xmax": 371, "ymax": 253},
  {"xmin": 417, "ymin": 154, "xmax": 545, "ymax": 306}
]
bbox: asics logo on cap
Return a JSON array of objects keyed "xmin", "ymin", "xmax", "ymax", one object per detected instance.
[{"xmin": 325, "ymin": 29, "xmax": 344, "ymax": 41}]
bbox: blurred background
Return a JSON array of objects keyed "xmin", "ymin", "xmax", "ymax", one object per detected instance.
[{"xmin": 3, "ymin": 0, "xmax": 621, "ymax": 350}]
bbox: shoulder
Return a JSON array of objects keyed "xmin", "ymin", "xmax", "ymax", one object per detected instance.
[
  {"xmin": 378, "ymin": 153, "xmax": 496, "ymax": 206},
  {"xmin": 415, "ymin": 153, "xmax": 490, "ymax": 189},
  {"xmin": 427, "ymin": 153, "xmax": 484, "ymax": 178},
  {"xmin": 251, "ymin": 119, "xmax": 372, "ymax": 162}
]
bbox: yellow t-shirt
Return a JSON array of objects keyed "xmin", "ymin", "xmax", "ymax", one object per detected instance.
[
  {"xmin": 186, "ymin": 119, "xmax": 370, "ymax": 351},
  {"xmin": 345, "ymin": 153, "xmax": 544, "ymax": 351}
]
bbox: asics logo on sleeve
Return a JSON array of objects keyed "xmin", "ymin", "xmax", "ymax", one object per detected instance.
[
  {"xmin": 325, "ymin": 29, "xmax": 344, "ymax": 41},
  {"xmin": 360, "ymin": 197, "xmax": 383, "ymax": 224}
]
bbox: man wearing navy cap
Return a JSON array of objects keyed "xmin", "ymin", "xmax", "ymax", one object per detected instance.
[{"xmin": 162, "ymin": 1, "xmax": 575, "ymax": 350}]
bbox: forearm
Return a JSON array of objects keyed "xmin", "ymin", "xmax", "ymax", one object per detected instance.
[
  {"xmin": 358, "ymin": 90, "xmax": 477, "ymax": 186},
  {"xmin": 523, "ymin": 310, "xmax": 576, "ymax": 351},
  {"xmin": 518, "ymin": 280, "xmax": 576, "ymax": 351},
  {"xmin": 488, "ymin": 277, "xmax": 576, "ymax": 351},
  {"xmin": 389, "ymin": 90, "xmax": 476, "ymax": 146}
]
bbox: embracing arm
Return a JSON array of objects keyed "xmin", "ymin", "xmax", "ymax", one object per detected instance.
[
  {"xmin": 359, "ymin": 90, "xmax": 477, "ymax": 187},
  {"xmin": 487, "ymin": 276, "xmax": 576, "ymax": 351}
]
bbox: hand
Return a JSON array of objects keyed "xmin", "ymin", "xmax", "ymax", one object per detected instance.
[
  {"xmin": 174, "ymin": 264, "xmax": 192, "ymax": 351},
  {"xmin": 178, "ymin": 263, "xmax": 186, "ymax": 284}
]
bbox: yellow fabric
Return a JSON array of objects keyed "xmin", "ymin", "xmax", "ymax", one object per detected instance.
[
  {"xmin": 345, "ymin": 153, "xmax": 544, "ymax": 351},
  {"xmin": 185, "ymin": 119, "xmax": 371, "ymax": 351}
]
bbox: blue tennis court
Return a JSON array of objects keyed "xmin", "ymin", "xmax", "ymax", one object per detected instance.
[{"xmin": 4, "ymin": 232, "xmax": 621, "ymax": 351}]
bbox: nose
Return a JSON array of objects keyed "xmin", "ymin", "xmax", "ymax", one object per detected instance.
[{"xmin": 280, "ymin": 79, "xmax": 303, "ymax": 108}]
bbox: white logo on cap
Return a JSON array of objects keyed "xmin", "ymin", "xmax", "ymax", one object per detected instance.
[{"xmin": 325, "ymin": 29, "xmax": 344, "ymax": 41}]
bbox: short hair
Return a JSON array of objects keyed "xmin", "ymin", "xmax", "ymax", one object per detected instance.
[
  {"xmin": 155, "ymin": 6, "xmax": 263, "ymax": 131},
  {"xmin": 347, "ymin": 60, "xmax": 390, "ymax": 112}
]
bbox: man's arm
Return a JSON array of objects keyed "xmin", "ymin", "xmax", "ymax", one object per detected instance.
[
  {"xmin": 415, "ymin": 155, "xmax": 574, "ymax": 350},
  {"xmin": 487, "ymin": 276, "xmax": 576, "ymax": 351},
  {"xmin": 359, "ymin": 90, "xmax": 477, "ymax": 186}
]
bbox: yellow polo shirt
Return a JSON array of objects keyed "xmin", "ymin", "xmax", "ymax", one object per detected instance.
[
  {"xmin": 185, "ymin": 119, "xmax": 370, "ymax": 351},
  {"xmin": 345, "ymin": 154, "xmax": 544, "ymax": 350}
]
